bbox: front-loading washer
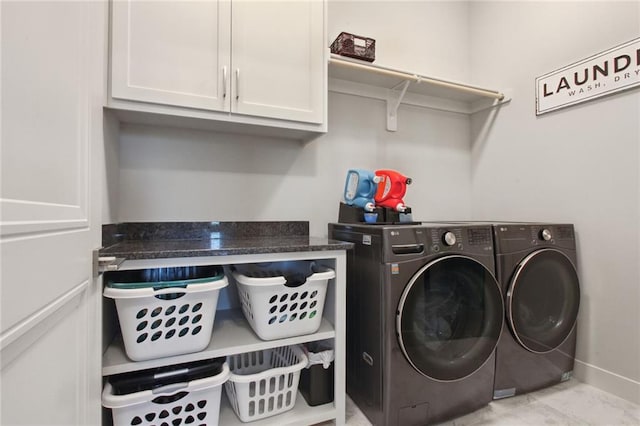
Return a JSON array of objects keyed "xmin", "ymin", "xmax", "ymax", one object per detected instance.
[
  {"xmin": 329, "ymin": 222, "xmax": 504, "ymax": 425},
  {"xmin": 492, "ymin": 223, "xmax": 580, "ymax": 398}
]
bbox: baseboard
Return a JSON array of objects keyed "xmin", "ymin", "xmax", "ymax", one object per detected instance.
[{"xmin": 573, "ymin": 359, "xmax": 640, "ymax": 404}]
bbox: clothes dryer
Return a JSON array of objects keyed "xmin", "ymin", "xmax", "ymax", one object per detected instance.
[
  {"xmin": 329, "ymin": 223, "xmax": 504, "ymax": 425},
  {"xmin": 492, "ymin": 223, "xmax": 580, "ymax": 398}
]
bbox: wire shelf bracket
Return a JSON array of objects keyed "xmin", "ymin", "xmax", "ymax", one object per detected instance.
[{"xmin": 387, "ymin": 80, "xmax": 411, "ymax": 131}]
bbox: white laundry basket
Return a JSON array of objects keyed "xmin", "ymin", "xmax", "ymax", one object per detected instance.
[
  {"xmin": 225, "ymin": 345, "xmax": 308, "ymax": 422},
  {"xmin": 232, "ymin": 261, "xmax": 335, "ymax": 340},
  {"xmin": 104, "ymin": 265, "xmax": 228, "ymax": 361},
  {"xmin": 103, "ymin": 359, "xmax": 229, "ymax": 426}
]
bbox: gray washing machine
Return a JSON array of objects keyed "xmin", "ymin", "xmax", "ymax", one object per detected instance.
[
  {"xmin": 492, "ymin": 223, "xmax": 580, "ymax": 398},
  {"xmin": 329, "ymin": 223, "xmax": 504, "ymax": 425}
]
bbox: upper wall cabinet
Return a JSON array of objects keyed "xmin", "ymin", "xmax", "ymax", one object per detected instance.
[
  {"xmin": 109, "ymin": 0, "xmax": 327, "ymax": 140},
  {"xmin": 111, "ymin": 1, "xmax": 231, "ymax": 112},
  {"xmin": 230, "ymin": 1, "xmax": 324, "ymax": 123}
]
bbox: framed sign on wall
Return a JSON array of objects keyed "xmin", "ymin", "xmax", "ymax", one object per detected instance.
[{"xmin": 536, "ymin": 37, "xmax": 640, "ymax": 115}]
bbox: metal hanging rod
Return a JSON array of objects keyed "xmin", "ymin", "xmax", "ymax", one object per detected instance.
[{"xmin": 329, "ymin": 54, "xmax": 505, "ymax": 101}]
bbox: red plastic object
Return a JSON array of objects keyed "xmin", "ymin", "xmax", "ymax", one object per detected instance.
[{"xmin": 374, "ymin": 169, "xmax": 412, "ymax": 212}]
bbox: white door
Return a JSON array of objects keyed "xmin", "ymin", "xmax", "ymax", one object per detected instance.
[
  {"xmin": 111, "ymin": 0, "xmax": 232, "ymax": 112},
  {"xmin": 231, "ymin": 0, "xmax": 325, "ymax": 123},
  {"xmin": 0, "ymin": 1, "xmax": 104, "ymax": 424}
]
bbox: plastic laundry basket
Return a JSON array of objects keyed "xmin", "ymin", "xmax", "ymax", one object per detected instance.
[
  {"xmin": 104, "ymin": 265, "xmax": 228, "ymax": 361},
  {"xmin": 232, "ymin": 261, "xmax": 335, "ymax": 340},
  {"xmin": 103, "ymin": 359, "xmax": 229, "ymax": 426},
  {"xmin": 225, "ymin": 345, "xmax": 308, "ymax": 422}
]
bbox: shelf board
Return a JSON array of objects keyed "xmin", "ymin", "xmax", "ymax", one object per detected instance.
[
  {"xmin": 219, "ymin": 391, "xmax": 337, "ymax": 426},
  {"xmin": 329, "ymin": 53, "xmax": 504, "ymax": 102},
  {"xmin": 102, "ymin": 309, "xmax": 336, "ymax": 376},
  {"xmin": 328, "ymin": 53, "xmax": 509, "ymax": 117}
]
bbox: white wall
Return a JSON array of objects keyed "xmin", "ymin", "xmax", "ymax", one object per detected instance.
[
  {"xmin": 115, "ymin": 1, "xmax": 475, "ymax": 237},
  {"xmin": 102, "ymin": 111, "xmax": 120, "ymax": 225},
  {"xmin": 469, "ymin": 1, "xmax": 640, "ymax": 403},
  {"xmin": 327, "ymin": 0, "xmax": 471, "ymax": 81},
  {"xmin": 117, "ymin": 92, "xmax": 472, "ymax": 237}
]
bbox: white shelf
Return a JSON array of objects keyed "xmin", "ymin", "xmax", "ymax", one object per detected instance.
[
  {"xmin": 102, "ymin": 309, "xmax": 336, "ymax": 376},
  {"xmin": 102, "ymin": 252, "xmax": 347, "ymax": 425},
  {"xmin": 328, "ymin": 53, "xmax": 510, "ymax": 127},
  {"xmin": 330, "ymin": 54, "xmax": 504, "ymax": 101},
  {"xmin": 219, "ymin": 391, "xmax": 336, "ymax": 426}
]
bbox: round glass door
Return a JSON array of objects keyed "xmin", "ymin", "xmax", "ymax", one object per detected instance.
[
  {"xmin": 507, "ymin": 249, "xmax": 580, "ymax": 353},
  {"xmin": 396, "ymin": 256, "xmax": 503, "ymax": 381}
]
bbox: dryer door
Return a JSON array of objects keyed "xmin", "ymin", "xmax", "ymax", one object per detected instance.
[
  {"xmin": 507, "ymin": 249, "xmax": 580, "ymax": 353},
  {"xmin": 396, "ymin": 255, "xmax": 503, "ymax": 381}
]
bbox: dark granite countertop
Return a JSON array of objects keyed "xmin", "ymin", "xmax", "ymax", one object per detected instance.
[{"xmin": 100, "ymin": 221, "xmax": 352, "ymax": 261}]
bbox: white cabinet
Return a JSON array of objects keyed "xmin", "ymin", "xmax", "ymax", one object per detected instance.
[
  {"xmin": 109, "ymin": 0, "xmax": 326, "ymax": 136},
  {"xmin": 102, "ymin": 251, "xmax": 346, "ymax": 426},
  {"xmin": 230, "ymin": 0, "xmax": 324, "ymax": 123},
  {"xmin": 110, "ymin": 0, "xmax": 231, "ymax": 111}
]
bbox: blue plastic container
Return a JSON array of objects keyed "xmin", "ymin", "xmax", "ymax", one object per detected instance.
[{"xmin": 343, "ymin": 169, "xmax": 379, "ymax": 212}]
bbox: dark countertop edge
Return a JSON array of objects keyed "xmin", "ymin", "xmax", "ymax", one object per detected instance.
[
  {"xmin": 101, "ymin": 245, "xmax": 353, "ymax": 260},
  {"xmin": 99, "ymin": 239, "xmax": 353, "ymax": 260},
  {"xmin": 102, "ymin": 221, "xmax": 310, "ymax": 247},
  {"xmin": 100, "ymin": 222, "xmax": 353, "ymax": 262}
]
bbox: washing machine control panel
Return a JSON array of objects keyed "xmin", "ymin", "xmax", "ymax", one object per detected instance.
[
  {"xmin": 380, "ymin": 225, "xmax": 495, "ymax": 262},
  {"xmin": 424, "ymin": 226, "xmax": 492, "ymax": 255},
  {"xmin": 493, "ymin": 224, "xmax": 576, "ymax": 252}
]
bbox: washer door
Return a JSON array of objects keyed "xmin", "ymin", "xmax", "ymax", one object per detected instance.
[
  {"xmin": 507, "ymin": 249, "xmax": 580, "ymax": 353},
  {"xmin": 396, "ymin": 255, "xmax": 503, "ymax": 381}
]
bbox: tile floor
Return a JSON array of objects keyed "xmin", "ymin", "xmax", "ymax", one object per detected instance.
[{"xmin": 343, "ymin": 379, "xmax": 640, "ymax": 425}]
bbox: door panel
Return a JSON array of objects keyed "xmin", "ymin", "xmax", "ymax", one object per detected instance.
[
  {"xmin": 1, "ymin": 231, "xmax": 90, "ymax": 335},
  {"xmin": 397, "ymin": 256, "xmax": 503, "ymax": 381},
  {"xmin": 231, "ymin": 0, "xmax": 324, "ymax": 123},
  {"xmin": 1, "ymin": 0, "xmax": 88, "ymax": 228},
  {"xmin": 1, "ymin": 0, "xmax": 92, "ymax": 334},
  {"xmin": 1, "ymin": 291, "xmax": 90, "ymax": 425},
  {"xmin": 507, "ymin": 249, "xmax": 580, "ymax": 353},
  {"xmin": 0, "ymin": 1, "xmax": 103, "ymax": 424},
  {"xmin": 111, "ymin": 0, "xmax": 231, "ymax": 111}
]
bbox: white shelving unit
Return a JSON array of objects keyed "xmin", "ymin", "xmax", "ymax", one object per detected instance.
[
  {"xmin": 102, "ymin": 250, "xmax": 346, "ymax": 426},
  {"xmin": 328, "ymin": 53, "xmax": 510, "ymax": 130},
  {"xmin": 102, "ymin": 311, "xmax": 336, "ymax": 376}
]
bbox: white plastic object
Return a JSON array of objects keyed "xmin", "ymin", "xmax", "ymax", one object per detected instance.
[
  {"xmin": 306, "ymin": 349, "xmax": 335, "ymax": 369},
  {"xmin": 103, "ymin": 278, "xmax": 228, "ymax": 361},
  {"xmin": 225, "ymin": 345, "xmax": 308, "ymax": 422},
  {"xmin": 103, "ymin": 363, "xmax": 229, "ymax": 426},
  {"xmin": 232, "ymin": 262, "xmax": 335, "ymax": 340}
]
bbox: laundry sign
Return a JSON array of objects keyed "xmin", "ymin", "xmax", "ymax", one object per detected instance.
[{"xmin": 536, "ymin": 37, "xmax": 640, "ymax": 115}]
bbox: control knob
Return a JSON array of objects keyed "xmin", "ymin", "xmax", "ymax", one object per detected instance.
[
  {"xmin": 540, "ymin": 229, "xmax": 552, "ymax": 241},
  {"xmin": 442, "ymin": 231, "xmax": 457, "ymax": 246}
]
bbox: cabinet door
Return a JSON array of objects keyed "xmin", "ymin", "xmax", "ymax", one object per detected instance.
[
  {"xmin": 1, "ymin": 0, "xmax": 103, "ymax": 424},
  {"xmin": 111, "ymin": 0, "xmax": 231, "ymax": 111},
  {"xmin": 231, "ymin": 0, "xmax": 325, "ymax": 123}
]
